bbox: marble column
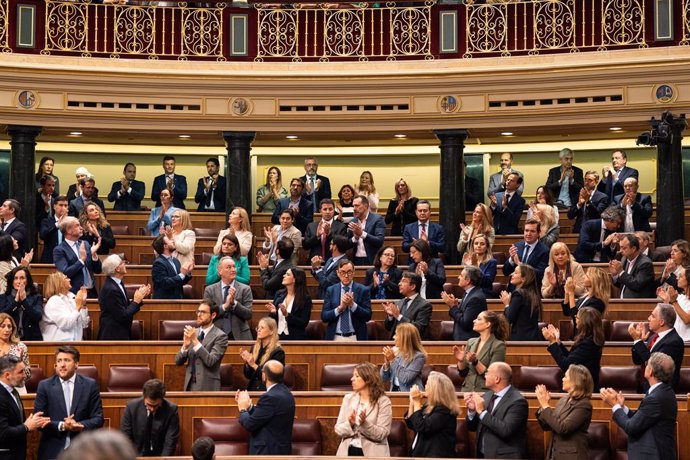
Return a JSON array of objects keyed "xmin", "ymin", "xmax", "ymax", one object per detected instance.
[
  {"xmin": 7, "ymin": 125, "xmax": 41, "ymax": 253},
  {"xmin": 655, "ymin": 114, "xmax": 686, "ymax": 245},
  {"xmin": 222, "ymin": 131, "xmax": 256, "ymax": 221}
]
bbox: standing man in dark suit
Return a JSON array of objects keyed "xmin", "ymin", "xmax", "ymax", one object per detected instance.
[
  {"xmin": 257, "ymin": 238, "xmax": 295, "ymax": 299},
  {"xmin": 383, "ymin": 271, "xmax": 432, "ymax": 339},
  {"xmin": 490, "ymin": 173, "xmax": 525, "ymax": 235},
  {"xmin": 302, "ymin": 198, "xmax": 347, "ymax": 261},
  {"xmin": 39, "ymin": 195, "xmax": 69, "ymax": 264},
  {"xmin": 97, "ymin": 254, "xmax": 151, "ymax": 340},
  {"xmin": 322, "ymin": 259, "xmax": 372, "ymax": 341},
  {"xmin": 311, "ymin": 235, "xmax": 349, "ymax": 299},
  {"xmin": 545, "ymin": 148, "xmax": 584, "ymax": 209},
  {"xmin": 120, "ymin": 379, "xmax": 180, "ymax": 457},
  {"xmin": 301, "ymin": 156, "xmax": 332, "ymax": 214},
  {"xmin": 236, "ymin": 360, "xmax": 295, "ymax": 455},
  {"xmin": 34, "ymin": 346, "xmax": 104, "ymax": 460},
  {"xmin": 108, "ymin": 163, "xmax": 146, "ymax": 211},
  {"xmin": 502, "ymin": 219, "xmax": 550, "ymax": 286},
  {"xmin": 53, "ymin": 217, "xmax": 102, "ymax": 298},
  {"xmin": 152, "ymin": 155, "xmax": 187, "ymax": 209},
  {"xmin": 442, "ymin": 266, "xmax": 488, "ymax": 341},
  {"xmin": 597, "ymin": 149, "xmax": 639, "ymax": 202},
  {"xmin": 194, "ymin": 157, "xmax": 226, "ymax": 213},
  {"xmin": 487, "ymin": 152, "xmax": 524, "ymax": 197},
  {"xmin": 567, "ymin": 170, "xmax": 609, "ymax": 233},
  {"xmin": 602, "ymin": 352, "xmax": 678, "ymax": 460},
  {"xmin": 151, "ymin": 235, "xmax": 193, "ymax": 299},
  {"xmin": 628, "ymin": 303, "xmax": 684, "ymax": 391},
  {"xmin": 175, "ymin": 302, "xmax": 229, "ymax": 391},
  {"xmin": 465, "ymin": 361, "xmax": 528, "ymax": 459},
  {"xmin": 68, "ymin": 178, "xmax": 106, "ymax": 218},
  {"xmin": 36, "ymin": 175, "xmax": 58, "ymax": 226},
  {"xmin": 347, "ymin": 195, "xmax": 386, "ymax": 265},
  {"xmin": 402, "ymin": 200, "xmax": 446, "ymax": 258},
  {"xmin": 0, "ymin": 199, "xmax": 27, "ymax": 258},
  {"xmin": 613, "ymin": 177, "xmax": 653, "ymax": 232},
  {"xmin": 0, "ymin": 355, "xmax": 50, "ymax": 460},
  {"xmin": 203, "ymin": 256, "xmax": 253, "ymax": 340},
  {"xmin": 574, "ymin": 206, "xmax": 624, "ymax": 263},
  {"xmin": 609, "ymin": 234, "xmax": 656, "ymax": 299},
  {"xmin": 272, "ymin": 178, "xmax": 313, "ymax": 234}
]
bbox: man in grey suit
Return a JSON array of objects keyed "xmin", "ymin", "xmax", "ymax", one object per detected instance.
[
  {"xmin": 383, "ymin": 271, "xmax": 432, "ymax": 339},
  {"xmin": 174, "ymin": 302, "xmax": 229, "ymax": 391},
  {"xmin": 465, "ymin": 362, "xmax": 528, "ymax": 459},
  {"xmin": 203, "ymin": 256, "xmax": 253, "ymax": 340},
  {"xmin": 487, "ymin": 152, "xmax": 524, "ymax": 197},
  {"xmin": 601, "ymin": 352, "xmax": 677, "ymax": 460}
]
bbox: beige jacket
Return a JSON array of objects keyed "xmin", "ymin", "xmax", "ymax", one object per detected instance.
[{"xmin": 334, "ymin": 392, "xmax": 392, "ymax": 457}]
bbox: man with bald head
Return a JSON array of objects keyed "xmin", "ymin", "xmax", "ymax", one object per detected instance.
[
  {"xmin": 613, "ymin": 177, "xmax": 652, "ymax": 232},
  {"xmin": 236, "ymin": 360, "xmax": 295, "ymax": 455},
  {"xmin": 465, "ymin": 361, "xmax": 528, "ymax": 459}
]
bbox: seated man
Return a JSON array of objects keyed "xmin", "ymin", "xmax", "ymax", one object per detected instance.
[
  {"xmin": 151, "ymin": 235, "xmax": 193, "ymax": 300},
  {"xmin": 302, "ymin": 198, "xmax": 347, "ymax": 261},
  {"xmin": 194, "ymin": 157, "xmax": 226, "ymax": 213},
  {"xmin": 321, "ymin": 259, "xmax": 372, "ymax": 341},
  {"xmin": 635, "ymin": 231, "xmax": 651, "ymax": 258},
  {"xmin": 490, "ymin": 172, "xmax": 525, "ymax": 235},
  {"xmin": 69, "ymin": 177, "xmax": 106, "ymax": 218},
  {"xmin": 272, "ymin": 178, "xmax": 313, "ymax": 234},
  {"xmin": 152, "ymin": 155, "xmax": 187, "ymax": 209},
  {"xmin": 442, "ymin": 265, "xmax": 487, "ymax": 341},
  {"xmin": 597, "ymin": 149, "xmax": 639, "ymax": 202},
  {"xmin": 347, "ymin": 195, "xmax": 386, "ymax": 265},
  {"xmin": 257, "ymin": 238, "xmax": 295, "ymax": 299},
  {"xmin": 609, "ymin": 234, "xmax": 656, "ymax": 299},
  {"xmin": 574, "ymin": 206, "xmax": 624, "ymax": 263},
  {"xmin": 567, "ymin": 170, "xmax": 609, "ymax": 233},
  {"xmin": 203, "ymin": 256, "xmax": 253, "ymax": 340},
  {"xmin": 311, "ymin": 235, "xmax": 350, "ymax": 299},
  {"xmin": 108, "ymin": 163, "xmax": 145, "ymax": 211},
  {"xmin": 487, "ymin": 152, "xmax": 524, "ymax": 197},
  {"xmin": 614, "ymin": 177, "xmax": 653, "ymax": 232},
  {"xmin": 545, "ymin": 147, "xmax": 584, "ymax": 209},
  {"xmin": 502, "ymin": 219, "xmax": 549, "ymax": 286},
  {"xmin": 383, "ymin": 271, "xmax": 432, "ymax": 339},
  {"xmin": 402, "ymin": 199, "xmax": 446, "ymax": 258}
]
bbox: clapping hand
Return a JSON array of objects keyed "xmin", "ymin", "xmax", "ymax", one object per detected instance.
[
  {"xmin": 600, "ymin": 387, "xmax": 624, "ymax": 407},
  {"xmin": 464, "ymin": 392, "xmax": 476, "ymax": 412},
  {"xmin": 133, "ymin": 284, "xmax": 151, "ymax": 303},
  {"xmin": 415, "ymin": 261, "xmax": 428, "ymax": 275},
  {"xmin": 257, "ymin": 251, "xmax": 269, "ymax": 270},
  {"xmin": 535, "ymin": 384, "xmax": 551, "ymax": 408},
  {"xmin": 383, "ymin": 302, "xmax": 400, "ymax": 318},
  {"xmin": 382, "ymin": 346, "xmax": 395, "ymax": 365},
  {"xmin": 20, "ymin": 249, "xmax": 33, "ymax": 267},
  {"xmin": 239, "ymin": 347, "xmax": 255, "ymax": 367},
  {"xmin": 541, "ymin": 324, "xmax": 559, "ymax": 343},
  {"xmin": 235, "ymin": 390, "xmax": 251, "ymax": 411},
  {"xmin": 90, "ymin": 237, "xmax": 102, "ymax": 256},
  {"xmin": 441, "ymin": 291, "xmax": 457, "ymax": 308},
  {"xmin": 452, "ymin": 345, "xmax": 466, "ymax": 363},
  {"xmin": 266, "ymin": 302, "xmax": 277, "ymax": 314},
  {"xmin": 627, "ymin": 322, "xmax": 647, "ymax": 341},
  {"xmin": 499, "ymin": 290, "xmax": 511, "ymax": 306}
]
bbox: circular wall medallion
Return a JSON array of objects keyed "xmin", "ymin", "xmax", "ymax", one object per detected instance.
[
  {"xmin": 654, "ymin": 84, "xmax": 676, "ymax": 103},
  {"xmin": 231, "ymin": 97, "xmax": 251, "ymax": 116},
  {"xmin": 17, "ymin": 90, "xmax": 37, "ymax": 109},
  {"xmin": 439, "ymin": 95, "xmax": 460, "ymax": 113}
]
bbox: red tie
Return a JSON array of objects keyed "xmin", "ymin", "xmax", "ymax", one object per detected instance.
[
  {"xmin": 648, "ymin": 333, "xmax": 658, "ymax": 350},
  {"xmin": 420, "ymin": 223, "xmax": 427, "ymax": 240}
]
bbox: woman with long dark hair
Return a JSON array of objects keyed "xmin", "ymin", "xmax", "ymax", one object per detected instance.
[
  {"xmin": 35, "ymin": 156, "xmax": 60, "ymax": 194},
  {"xmin": 364, "ymin": 247, "xmax": 402, "ymax": 300},
  {"xmin": 336, "ymin": 184, "xmax": 357, "ymax": 223},
  {"xmin": 408, "ymin": 239, "xmax": 446, "ymax": 299},
  {"xmin": 206, "ymin": 234, "xmax": 250, "ymax": 285},
  {"xmin": 267, "ymin": 267, "xmax": 312, "ymax": 340},
  {"xmin": 500, "ymin": 264, "xmax": 542, "ymax": 341},
  {"xmin": 79, "ymin": 203, "xmax": 116, "ymax": 256},
  {"xmin": 0, "ymin": 267, "xmax": 43, "ymax": 341}
]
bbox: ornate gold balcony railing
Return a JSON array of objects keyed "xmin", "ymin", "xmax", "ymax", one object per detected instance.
[
  {"xmin": 0, "ymin": 0, "xmax": 9, "ymax": 52},
  {"xmin": 682, "ymin": 0, "xmax": 690, "ymax": 45}
]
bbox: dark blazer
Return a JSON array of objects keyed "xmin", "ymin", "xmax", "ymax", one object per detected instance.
[
  {"xmin": 269, "ymin": 291, "xmax": 312, "ymax": 340},
  {"xmin": 573, "ymin": 219, "xmax": 619, "ymax": 263},
  {"xmin": 545, "ymin": 165, "xmax": 584, "ymax": 207},
  {"xmin": 537, "ymin": 395, "xmax": 592, "ymax": 460},
  {"xmin": 409, "ymin": 258, "xmax": 446, "ymax": 299},
  {"xmin": 302, "ymin": 219, "xmax": 347, "ymax": 261},
  {"xmin": 34, "ymin": 374, "xmax": 104, "ymax": 460},
  {"xmin": 567, "ymin": 190, "xmax": 609, "ymax": 233},
  {"xmin": 384, "ymin": 294, "xmax": 432, "ymax": 339},
  {"xmin": 385, "ymin": 197, "xmax": 419, "ymax": 236},
  {"xmin": 174, "ymin": 325, "xmax": 229, "ymax": 391},
  {"xmin": 260, "ymin": 259, "xmax": 294, "ymax": 299},
  {"xmin": 612, "ymin": 382, "xmax": 677, "ymax": 460},
  {"xmin": 2, "ymin": 219, "xmax": 26, "ymax": 258},
  {"xmin": 614, "ymin": 254, "xmax": 656, "ymax": 299},
  {"xmin": 613, "ymin": 192, "xmax": 653, "ymax": 232},
  {"xmin": 97, "ymin": 277, "xmax": 142, "ymax": 340},
  {"xmin": 402, "ymin": 221, "xmax": 446, "ymax": 257},
  {"xmin": 35, "ymin": 191, "xmax": 58, "ymax": 226},
  {"xmin": 0, "ymin": 292, "xmax": 43, "ymax": 341},
  {"xmin": 0, "ymin": 384, "xmax": 28, "ymax": 460},
  {"xmin": 68, "ymin": 196, "xmax": 106, "ymax": 218},
  {"xmin": 272, "ymin": 197, "xmax": 313, "ymax": 234},
  {"xmin": 502, "ymin": 240, "xmax": 549, "ymax": 284},
  {"xmin": 53, "ymin": 240, "xmax": 102, "ymax": 295},
  {"xmin": 562, "ymin": 296, "xmax": 606, "ymax": 330},
  {"xmin": 152, "ymin": 174, "xmax": 187, "ymax": 209},
  {"xmin": 39, "ymin": 216, "xmax": 61, "ymax": 263},
  {"xmin": 121, "ymin": 397, "xmax": 180, "ymax": 456},
  {"xmin": 405, "ymin": 404, "xmax": 456, "ymax": 458},
  {"xmin": 301, "ymin": 174, "xmax": 332, "ymax": 210},
  {"xmin": 66, "ymin": 184, "xmax": 100, "ymax": 204},
  {"xmin": 363, "ymin": 266, "xmax": 403, "ymax": 300},
  {"xmin": 547, "ymin": 337, "xmax": 603, "ymax": 390},
  {"xmin": 347, "ymin": 212, "xmax": 386, "ymax": 264},
  {"xmin": 504, "ymin": 290, "xmax": 541, "ymax": 341},
  {"xmin": 151, "ymin": 255, "xmax": 191, "ymax": 300},
  {"xmin": 321, "ymin": 282, "xmax": 372, "ymax": 340},
  {"xmin": 449, "ymin": 286, "xmax": 487, "ymax": 341},
  {"xmin": 311, "ymin": 256, "xmax": 344, "ymax": 299},
  {"xmin": 243, "ymin": 346, "xmax": 286, "ymax": 391},
  {"xmin": 492, "ymin": 191, "xmax": 525, "ymax": 235},
  {"xmin": 632, "ymin": 328, "xmax": 684, "ymax": 391},
  {"xmin": 597, "ymin": 166, "xmax": 639, "ymax": 201},
  {"xmin": 80, "ymin": 225, "xmax": 115, "ymax": 256},
  {"xmin": 466, "ymin": 385, "xmax": 528, "ymax": 459},
  {"xmin": 479, "ymin": 259, "xmax": 498, "ymax": 297},
  {"xmin": 194, "ymin": 175, "xmax": 227, "ymax": 212},
  {"xmin": 239, "ymin": 383, "xmax": 296, "ymax": 455},
  {"xmin": 108, "ymin": 180, "xmax": 145, "ymax": 211}
]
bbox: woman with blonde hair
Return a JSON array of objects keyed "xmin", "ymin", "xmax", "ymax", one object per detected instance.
[
  {"xmin": 542, "ymin": 242, "xmax": 585, "ymax": 299},
  {"xmin": 335, "ymin": 362, "xmax": 392, "ymax": 457},
  {"xmin": 354, "ymin": 171, "xmax": 379, "ymax": 212},
  {"xmin": 405, "ymin": 371, "xmax": 459, "ymax": 458},
  {"xmin": 457, "ymin": 203, "xmax": 495, "ymax": 261},
  {"xmin": 381, "ymin": 323, "xmax": 427, "ymax": 391},
  {"xmin": 163, "ymin": 209, "xmax": 196, "ymax": 267},
  {"xmin": 214, "ymin": 206, "xmax": 253, "ymax": 257},
  {"xmin": 0, "ymin": 313, "xmax": 30, "ymax": 389},
  {"xmin": 240, "ymin": 317, "xmax": 285, "ymax": 391},
  {"xmin": 79, "ymin": 203, "xmax": 116, "ymax": 256},
  {"xmin": 385, "ymin": 178, "xmax": 418, "ymax": 236},
  {"xmin": 462, "ymin": 234, "xmax": 497, "ymax": 298},
  {"xmin": 531, "ymin": 202, "xmax": 560, "ymax": 247},
  {"xmin": 562, "ymin": 266, "xmax": 609, "ymax": 328},
  {"xmin": 256, "ymin": 166, "xmax": 288, "ymax": 212},
  {"xmin": 536, "ymin": 364, "xmax": 593, "ymax": 460},
  {"xmin": 40, "ymin": 272, "xmax": 89, "ymax": 341}
]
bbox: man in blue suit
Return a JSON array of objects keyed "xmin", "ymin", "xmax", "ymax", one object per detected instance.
[
  {"xmin": 321, "ymin": 259, "xmax": 372, "ymax": 341},
  {"xmin": 347, "ymin": 195, "xmax": 386, "ymax": 265},
  {"xmin": 597, "ymin": 149, "xmax": 639, "ymax": 202},
  {"xmin": 567, "ymin": 170, "xmax": 609, "ymax": 233},
  {"xmin": 272, "ymin": 178, "xmax": 313, "ymax": 234},
  {"xmin": 443, "ymin": 266, "xmax": 488, "ymax": 341},
  {"xmin": 53, "ymin": 217, "xmax": 102, "ymax": 298},
  {"xmin": 39, "ymin": 196, "xmax": 69, "ymax": 264},
  {"xmin": 107, "ymin": 162, "xmax": 146, "ymax": 211},
  {"xmin": 236, "ymin": 360, "xmax": 295, "ymax": 455},
  {"xmin": 574, "ymin": 206, "xmax": 624, "ymax": 263},
  {"xmin": 194, "ymin": 157, "xmax": 227, "ymax": 213},
  {"xmin": 502, "ymin": 219, "xmax": 549, "ymax": 286},
  {"xmin": 613, "ymin": 177, "xmax": 653, "ymax": 232},
  {"xmin": 151, "ymin": 236, "xmax": 193, "ymax": 299},
  {"xmin": 34, "ymin": 346, "xmax": 104, "ymax": 460},
  {"xmin": 151, "ymin": 155, "xmax": 187, "ymax": 209},
  {"xmin": 0, "ymin": 199, "xmax": 27, "ymax": 258},
  {"xmin": 311, "ymin": 235, "xmax": 349, "ymax": 299},
  {"xmin": 402, "ymin": 199, "xmax": 446, "ymax": 258},
  {"xmin": 490, "ymin": 172, "xmax": 525, "ymax": 235}
]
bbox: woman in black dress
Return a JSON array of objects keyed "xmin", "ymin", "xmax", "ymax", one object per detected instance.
[
  {"xmin": 384, "ymin": 178, "xmax": 418, "ymax": 236},
  {"xmin": 240, "ymin": 317, "xmax": 285, "ymax": 391}
]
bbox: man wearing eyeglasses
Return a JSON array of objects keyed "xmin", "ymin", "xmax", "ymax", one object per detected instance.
[
  {"xmin": 321, "ymin": 259, "xmax": 372, "ymax": 341},
  {"xmin": 175, "ymin": 301, "xmax": 228, "ymax": 391}
]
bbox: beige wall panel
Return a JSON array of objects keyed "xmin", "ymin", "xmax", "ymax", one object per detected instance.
[
  {"xmin": 38, "ymin": 93, "xmax": 65, "ymax": 110},
  {"xmin": 460, "ymin": 95, "xmax": 486, "ymax": 112},
  {"xmin": 250, "ymin": 99, "xmax": 278, "ymax": 116},
  {"xmin": 412, "ymin": 96, "xmax": 442, "ymax": 114},
  {"xmin": 0, "ymin": 91, "xmax": 15, "ymax": 107},
  {"xmin": 626, "ymin": 85, "xmax": 655, "ymax": 104},
  {"xmin": 205, "ymin": 98, "xmax": 229, "ymax": 114}
]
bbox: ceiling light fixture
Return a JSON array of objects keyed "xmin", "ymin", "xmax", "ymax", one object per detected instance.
[
  {"xmin": 286, "ymin": 135, "xmax": 299, "ymax": 140},
  {"xmin": 501, "ymin": 131, "xmax": 513, "ymax": 136},
  {"xmin": 394, "ymin": 134, "xmax": 407, "ymax": 138},
  {"xmin": 609, "ymin": 127, "xmax": 622, "ymax": 131},
  {"xmin": 68, "ymin": 131, "xmax": 82, "ymax": 136},
  {"xmin": 178, "ymin": 134, "xmax": 191, "ymax": 139}
]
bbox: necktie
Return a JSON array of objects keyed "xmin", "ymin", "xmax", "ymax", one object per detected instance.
[
  {"xmin": 522, "ymin": 244, "xmax": 530, "ymax": 263},
  {"xmin": 77, "ymin": 241, "xmax": 92, "ymax": 289},
  {"xmin": 222, "ymin": 285, "xmax": 232, "ymax": 333},
  {"xmin": 486, "ymin": 393, "xmax": 499, "ymax": 414},
  {"xmin": 62, "ymin": 379, "xmax": 72, "ymax": 447},
  {"xmin": 320, "ymin": 223, "xmax": 327, "ymax": 258},
  {"xmin": 11, "ymin": 388, "xmax": 24, "ymax": 422},
  {"xmin": 420, "ymin": 223, "xmax": 427, "ymax": 240},
  {"xmin": 198, "ymin": 330, "xmax": 205, "ymax": 342},
  {"xmin": 189, "ymin": 329, "xmax": 205, "ymax": 387},
  {"xmin": 340, "ymin": 286, "xmax": 352, "ymax": 333},
  {"xmin": 376, "ymin": 271, "xmax": 386, "ymax": 300},
  {"xmin": 325, "ymin": 258, "xmax": 335, "ymax": 273},
  {"xmin": 57, "ymin": 222, "xmax": 63, "ymax": 244},
  {"xmin": 311, "ymin": 177, "xmax": 317, "ymax": 212},
  {"xmin": 400, "ymin": 298, "xmax": 410, "ymax": 317},
  {"xmin": 142, "ymin": 410, "xmax": 154, "ymax": 455},
  {"xmin": 648, "ymin": 333, "xmax": 658, "ymax": 350}
]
